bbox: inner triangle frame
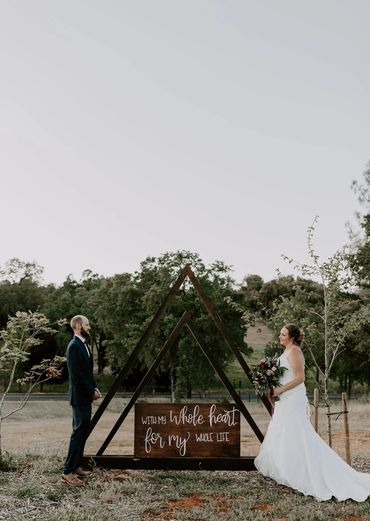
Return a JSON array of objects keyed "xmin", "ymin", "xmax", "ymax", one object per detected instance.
[{"xmin": 82, "ymin": 265, "xmax": 272, "ymax": 471}]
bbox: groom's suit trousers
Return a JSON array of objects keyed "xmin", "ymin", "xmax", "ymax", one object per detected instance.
[{"xmin": 64, "ymin": 403, "xmax": 92, "ymax": 474}]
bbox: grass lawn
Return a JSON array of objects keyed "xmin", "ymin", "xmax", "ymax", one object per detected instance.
[
  {"xmin": 1, "ymin": 397, "xmax": 370, "ymax": 520},
  {"xmin": 0, "ymin": 451, "xmax": 369, "ymax": 521}
]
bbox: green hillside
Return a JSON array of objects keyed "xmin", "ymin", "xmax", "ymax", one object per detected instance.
[{"xmin": 225, "ymin": 321, "xmax": 275, "ymax": 388}]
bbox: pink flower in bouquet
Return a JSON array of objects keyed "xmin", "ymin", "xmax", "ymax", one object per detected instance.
[{"xmin": 251, "ymin": 354, "xmax": 287, "ymax": 401}]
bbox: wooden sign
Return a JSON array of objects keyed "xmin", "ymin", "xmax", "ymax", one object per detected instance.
[{"xmin": 134, "ymin": 403, "xmax": 240, "ymax": 458}]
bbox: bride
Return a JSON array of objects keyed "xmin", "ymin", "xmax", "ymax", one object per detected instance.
[{"xmin": 254, "ymin": 323, "xmax": 370, "ymax": 502}]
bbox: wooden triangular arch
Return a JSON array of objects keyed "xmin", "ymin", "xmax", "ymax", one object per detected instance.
[{"xmin": 83, "ymin": 265, "xmax": 271, "ymax": 470}]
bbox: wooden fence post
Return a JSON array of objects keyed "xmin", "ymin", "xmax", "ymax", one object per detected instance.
[
  {"xmin": 313, "ymin": 388, "xmax": 319, "ymax": 433},
  {"xmin": 326, "ymin": 401, "xmax": 332, "ymax": 448},
  {"xmin": 342, "ymin": 392, "xmax": 351, "ymax": 465}
]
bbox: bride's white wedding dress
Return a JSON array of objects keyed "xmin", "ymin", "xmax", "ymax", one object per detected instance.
[{"xmin": 254, "ymin": 352, "xmax": 370, "ymax": 501}]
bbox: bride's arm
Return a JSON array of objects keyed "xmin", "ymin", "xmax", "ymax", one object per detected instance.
[{"xmin": 273, "ymin": 348, "xmax": 305, "ymax": 396}]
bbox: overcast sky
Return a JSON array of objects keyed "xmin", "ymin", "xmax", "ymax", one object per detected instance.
[{"xmin": 1, "ymin": 1, "xmax": 369, "ymax": 286}]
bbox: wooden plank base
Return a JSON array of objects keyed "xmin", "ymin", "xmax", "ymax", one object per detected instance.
[{"xmin": 82, "ymin": 455, "xmax": 256, "ymax": 471}]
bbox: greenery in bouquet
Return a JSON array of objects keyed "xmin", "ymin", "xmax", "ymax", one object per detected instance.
[{"xmin": 251, "ymin": 354, "xmax": 286, "ymax": 401}]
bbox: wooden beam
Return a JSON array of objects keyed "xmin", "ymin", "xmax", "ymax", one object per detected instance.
[
  {"xmin": 82, "ymin": 455, "xmax": 256, "ymax": 471},
  {"xmin": 185, "ymin": 266, "xmax": 272, "ymax": 416},
  {"xmin": 87, "ymin": 267, "xmax": 188, "ymax": 438},
  {"xmin": 186, "ymin": 319, "xmax": 265, "ymax": 443},
  {"xmin": 84, "ymin": 264, "xmax": 269, "ymax": 470},
  {"xmin": 96, "ymin": 312, "xmax": 190, "ymax": 455}
]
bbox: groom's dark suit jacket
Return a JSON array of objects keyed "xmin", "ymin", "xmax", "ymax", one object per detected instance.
[{"xmin": 66, "ymin": 335, "xmax": 97, "ymax": 407}]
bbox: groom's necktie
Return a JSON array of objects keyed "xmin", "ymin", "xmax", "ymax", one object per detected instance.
[{"xmin": 84, "ymin": 342, "xmax": 91, "ymax": 357}]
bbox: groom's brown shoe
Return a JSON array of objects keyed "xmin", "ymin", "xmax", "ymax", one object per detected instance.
[
  {"xmin": 61, "ymin": 473, "xmax": 84, "ymax": 486},
  {"xmin": 74, "ymin": 467, "xmax": 91, "ymax": 478}
]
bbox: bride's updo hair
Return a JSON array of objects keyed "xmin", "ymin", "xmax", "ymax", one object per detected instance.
[{"xmin": 284, "ymin": 323, "xmax": 304, "ymax": 346}]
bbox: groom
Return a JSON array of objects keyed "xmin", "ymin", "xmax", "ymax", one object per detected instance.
[{"xmin": 62, "ymin": 315, "xmax": 101, "ymax": 486}]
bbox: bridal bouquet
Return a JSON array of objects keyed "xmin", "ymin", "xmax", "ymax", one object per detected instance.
[{"xmin": 251, "ymin": 355, "xmax": 286, "ymax": 401}]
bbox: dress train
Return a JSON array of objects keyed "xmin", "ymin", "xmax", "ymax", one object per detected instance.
[{"xmin": 254, "ymin": 354, "xmax": 370, "ymax": 502}]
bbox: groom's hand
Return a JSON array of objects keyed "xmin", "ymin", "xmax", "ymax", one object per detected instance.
[{"xmin": 93, "ymin": 388, "xmax": 102, "ymax": 400}]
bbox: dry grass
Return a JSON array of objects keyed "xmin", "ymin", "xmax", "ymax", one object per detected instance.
[
  {"xmin": 1, "ymin": 398, "xmax": 370, "ymax": 519},
  {"xmin": 3, "ymin": 398, "xmax": 370, "ymax": 460},
  {"xmin": 0, "ymin": 451, "xmax": 369, "ymax": 521},
  {"xmin": 246, "ymin": 321, "xmax": 274, "ymax": 351}
]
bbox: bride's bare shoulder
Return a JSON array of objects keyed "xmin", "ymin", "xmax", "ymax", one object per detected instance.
[{"xmin": 287, "ymin": 346, "xmax": 305, "ymax": 363}]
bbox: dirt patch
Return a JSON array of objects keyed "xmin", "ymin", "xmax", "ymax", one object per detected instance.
[
  {"xmin": 246, "ymin": 321, "xmax": 274, "ymax": 349},
  {"xmin": 213, "ymin": 495, "xmax": 234, "ymax": 514},
  {"xmin": 143, "ymin": 494, "xmax": 205, "ymax": 520},
  {"xmin": 332, "ymin": 517, "xmax": 370, "ymax": 521},
  {"xmin": 251, "ymin": 502, "xmax": 272, "ymax": 511},
  {"xmin": 143, "ymin": 494, "xmax": 237, "ymax": 520}
]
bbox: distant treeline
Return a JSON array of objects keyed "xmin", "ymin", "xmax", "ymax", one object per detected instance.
[{"xmin": 0, "ymin": 161, "xmax": 369, "ymax": 398}]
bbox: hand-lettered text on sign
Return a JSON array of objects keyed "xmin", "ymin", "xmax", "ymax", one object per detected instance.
[{"xmin": 134, "ymin": 403, "xmax": 240, "ymax": 458}]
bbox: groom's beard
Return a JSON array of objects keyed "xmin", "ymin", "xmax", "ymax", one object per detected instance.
[{"xmin": 81, "ymin": 327, "xmax": 91, "ymax": 343}]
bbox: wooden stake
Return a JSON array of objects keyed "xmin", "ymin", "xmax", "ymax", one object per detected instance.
[
  {"xmin": 342, "ymin": 392, "xmax": 351, "ymax": 465},
  {"xmin": 313, "ymin": 388, "xmax": 319, "ymax": 433},
  {"xmin": 326, "ymin": 401, "xmax": 332, "ymax": 447}
]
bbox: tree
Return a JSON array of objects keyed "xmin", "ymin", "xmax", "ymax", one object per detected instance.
[
  {"xmin": 239, "ymin": 273, "xmax": 319, "ymax": 320},
  {"xmin": 265, "ymin": 277, "xmax": 325, "ymax": 384},
  {"xmin": 349, "ymin": 163, "xmax": 370, "ymax": 291},
  {"xmin": 92, "ymin": 251, "xmax": 252, "ymax": 399},
  {"xmin": 42, "ymin": 270, "xmax": 107, "ymax": 373},
  {"xmin": 332, "ymin": 327, "xmax": 370, "ymax": 398},
  {"xmin": 275, "ymin": 217, "xmax": 369, "ymax": 446},
  {"xmin": 0, "ymin": 258, "xmax": 44, "ymax": 284},
  {"xmin": 0, "ymin": 311, "xmax": 64, "ymax": 455},
  {"xmin": 90, "ymin": 272, "xmax": 140, "ymax": 377},
  {"xmin": 0, "ymin": 259, "xmax": 47, "ymax": 330},
  {"xmin": 240, "ymin": 274, "xmax": 264, "ymax": 313}
]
